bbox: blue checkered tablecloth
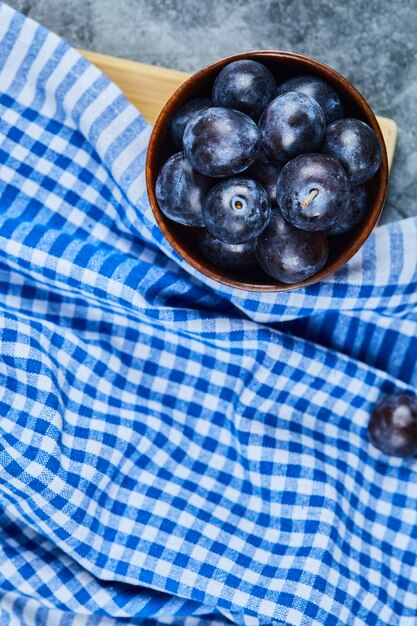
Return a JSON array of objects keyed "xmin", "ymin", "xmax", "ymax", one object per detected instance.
[{"xmin": 0, "ymin": 3, "xmax": 417, "ymax": 625}]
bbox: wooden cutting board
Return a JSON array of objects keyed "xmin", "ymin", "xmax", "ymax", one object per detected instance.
[{"xmin": 80, "ymin": 49, "xmax": 397, "ymax": 170}]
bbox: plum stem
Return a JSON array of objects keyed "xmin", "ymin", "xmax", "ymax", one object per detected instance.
[{"xmin": 301, "ymin": 188, "xmax": 319, "ymax": 208}]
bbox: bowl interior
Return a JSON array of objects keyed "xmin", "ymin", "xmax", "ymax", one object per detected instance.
[{"xmin": 146, "ymin": 51, "xmax": 388, "ymax": 292}]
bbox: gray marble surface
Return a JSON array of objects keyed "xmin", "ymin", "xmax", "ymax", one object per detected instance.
[{"xmin": 7, "ymin": 0, "xmax": 417, "ymax": 224}]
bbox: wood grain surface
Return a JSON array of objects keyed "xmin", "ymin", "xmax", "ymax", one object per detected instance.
[{"xmin": 80, "ymin": 49, "xmax": 397, "ymax": 170}]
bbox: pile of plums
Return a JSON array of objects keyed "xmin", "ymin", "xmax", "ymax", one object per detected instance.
[{"xmin": 155, "ymin": 59, "xmax": 382, "ymax": 284}]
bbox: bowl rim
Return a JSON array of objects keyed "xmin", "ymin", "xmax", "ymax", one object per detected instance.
[{"xmin": 146, "ymin": 49, "xmax": 389, "ymax": 292}]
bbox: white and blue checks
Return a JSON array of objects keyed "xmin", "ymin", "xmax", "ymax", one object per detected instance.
[{"xmin": 0, "ymin": 3, "xmax": 417, "ymax": 625}]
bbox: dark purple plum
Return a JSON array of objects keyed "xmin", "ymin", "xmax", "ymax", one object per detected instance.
[
  {"xmin": 212, "ymin": 59, "xmax": 277, "ymax": 120},
  {"xmin": 199, "ymin": 229, "xmax": 258, "ymax": 272},
  {"xmin": 255, "ymin": 210, "xmax": 328, "ymax": 283},
  {"xmin": 183, "ymin": 107, "xmax": 260, "ymax": 178},
  {"xmin": 245, "ymin": 154, "xmax": 283, "ymax": 206},
  {"xmin": 259, "ymin": 91, "xmax": 325, "ymax": 162},
  {"xmin": 155, "ymin": 152, "xmax": 211, "ymax": 227},
  {"xmin": 277, "ymin": 75, "xmax": 343, "ymax": 124},
  {"xmin": 276, "ymin": 153, "xmax": 350, "ymax": 231},
  {"xmin": 170, "ymin": 97, "xmax": 213, "ymax": 149},
  {"xmin": 202, "ymin": 177, "xmax": 271, "ymax": 244},
  {"xmin": 368, "ymin": 393, "xmax": 417, "ymax": 458},
  {"xmin": 321, "ymin": 118, "xmax": 382, "ymax": 184},
  {"xmin": 325, "ymin": 184, "xmax": 370, "ymax": 235}
]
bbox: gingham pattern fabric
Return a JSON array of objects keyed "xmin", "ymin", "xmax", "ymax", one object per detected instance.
[{"xmin": 0, "ymin": 4, "xmax": 416, "ymax": 625}]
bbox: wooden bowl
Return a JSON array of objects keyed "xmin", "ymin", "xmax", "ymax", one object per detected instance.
[{"xmin": 146, "ymin": 51, "xmax": 388, "ymax": 292}]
